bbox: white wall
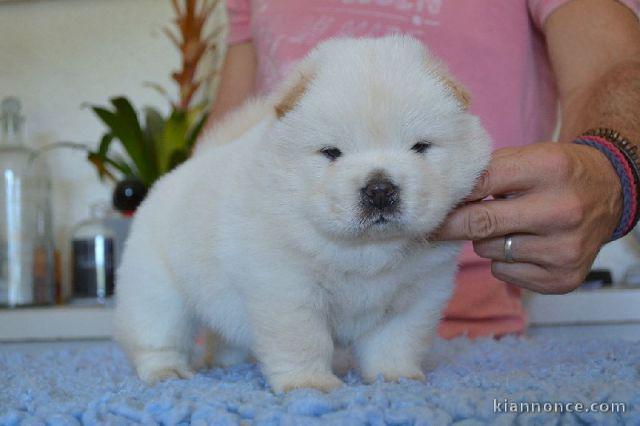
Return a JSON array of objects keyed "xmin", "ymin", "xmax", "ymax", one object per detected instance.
[{"xmin": 0, "ymin": 0, "xmax": 226, "ymax": 295}]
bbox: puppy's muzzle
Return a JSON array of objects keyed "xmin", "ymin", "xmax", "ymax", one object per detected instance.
[{"xmin": 360, "ymin": 175, "xmax": 400, "ymax": 214}]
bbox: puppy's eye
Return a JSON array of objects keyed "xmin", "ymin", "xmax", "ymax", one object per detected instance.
[
  {"xmin": 411, "ymin": 141, "xmax": 432, "ymax": 154},
  {"xmin": 319, "ymin": 147, "xmax": 342, "ymax": 161}
]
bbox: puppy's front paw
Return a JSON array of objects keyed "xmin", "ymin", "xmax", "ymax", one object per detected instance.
[
  {"xmin": 361, "ymin": 363, "xmax": 425, "ymax": 384},
  {"xmin": 139, "ymin": 365, "xmax": 195, "ymax": 384},
  {"xmin": 270, "ymin": 372, "xmax": 343, "ymax": 393},
  {"xmin": 357, "ymin": 338, "xmax": 428, "ymax": 384},
  {"xmin": 133, "ymin": 350, "xmax": 195, "ymax": 384}
]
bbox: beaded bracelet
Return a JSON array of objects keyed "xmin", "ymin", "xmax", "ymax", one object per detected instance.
[
  {"xmin": 585, "ymin": 128, "xmax": 640, "ymax": 186},
  {"xmin": 573, "ymin": 133, "xmax": 639, "ymax": 240},
  {"xmin": 586, "ymin": 129, "xmax": 640, "ymax": 234}
]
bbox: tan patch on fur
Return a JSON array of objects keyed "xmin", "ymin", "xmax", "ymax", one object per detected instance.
[
  {"xmin": 383, "ymin": 370, "xmax": 426, "ymax": 383},
  {"xmin": 363, "ymin": 366, "xmax": 426, "ymax": 384},
  {"xmin": 441, "ymin": 75, "xmax": 471, "ymax": 110},
  {"xmin": 145, "ymin": 366, "xmax": 194, "ymax": 384},
  {"xmin": 275, "ymin": 74, "xmax": 311, "ymax": 119},
  {"xmin": 281, "ymin": 374, "xmax": 344, "ymax": 393},
  {"xmin": 425, "ymin": 58, "xmax": 472, "ymax": 110}
]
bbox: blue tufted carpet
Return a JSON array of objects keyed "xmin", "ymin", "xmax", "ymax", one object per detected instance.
[{"xmin": 1, "ymin": 336, "xmax": 639, "ymax": 425}]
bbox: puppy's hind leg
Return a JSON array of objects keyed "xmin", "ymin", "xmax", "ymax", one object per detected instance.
[
  {"xmin": 114, "ymin": 254, "xmax": 195, "ymax": 384},
  {"xmin": 198, "ymin": 330, "xmax": 251, "ymax": 369}
]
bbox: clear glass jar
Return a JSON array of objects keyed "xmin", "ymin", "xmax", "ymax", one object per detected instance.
[
  {"xmin": 71, "ymin": 203, "xmax": 115, "ymax": 304},
  {"xmin": 0, "ymin": 97, "xmax": 55, "ymax": 307}
]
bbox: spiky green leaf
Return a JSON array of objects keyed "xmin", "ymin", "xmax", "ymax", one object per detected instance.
[
  {"xmin": 91, "ymin": 104, "xmax": 151, "ymax": 185},
  {"xmin": 98, "ymin": 133, "xmax": 114, "ymax": 157},
  {"xmin": 157, "ymin": 109, "xmax": 189, "ymax": 173},
  {"xmin": 143, "ymin": 107, "xmax": 165, "ymax": 176},
  {"xmin": 167, "ymin": 148, "xmax": 190, "ymax": 172},
  {"xmin": 185, "ymin": 108, "xmax": 210, "ymax": 151}
]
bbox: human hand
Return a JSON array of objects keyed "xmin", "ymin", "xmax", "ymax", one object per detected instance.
[{"xmin": 433, "ymin": 142, "xmax": 623, "ymax": 294}]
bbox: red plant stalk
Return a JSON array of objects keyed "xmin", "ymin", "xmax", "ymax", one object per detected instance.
[{"xmin": 165, "ymin": 0, "xmax": 221, "ymax": 111}]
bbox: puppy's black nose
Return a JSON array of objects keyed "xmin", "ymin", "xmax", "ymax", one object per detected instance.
[{"xmin": 362, "ymin": 177, "xmax": 399, "ymax": 209}]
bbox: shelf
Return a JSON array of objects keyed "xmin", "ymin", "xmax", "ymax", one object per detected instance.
[
  {"xmin": 0, "ymin": 304, "xmax": 113, "ymax": 341},
  {"xmin": 526, "ymin": 288, "xmax": 640, "ymax": 326},
  {"xmin": 1, "ymin": 288, "xmax": 639, "ymax": 342}
]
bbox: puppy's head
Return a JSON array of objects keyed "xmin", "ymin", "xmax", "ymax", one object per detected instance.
[{"xmin": 269, "ymin": 35, "xmax": 490, "ymax": 241}]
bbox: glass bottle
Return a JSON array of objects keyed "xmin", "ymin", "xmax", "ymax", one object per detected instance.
[
  {"xmin": 71, "ymin": 203, "xmax": 115, "ymax": 304},
  {"xmin": 0, "ymin": 97, "xmax": 55, "ymax": 307}
]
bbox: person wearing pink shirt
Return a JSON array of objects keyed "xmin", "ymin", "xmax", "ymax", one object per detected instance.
[{"xmin": 204, "ymin": 0, "xmax": 640, "ymax": 338}]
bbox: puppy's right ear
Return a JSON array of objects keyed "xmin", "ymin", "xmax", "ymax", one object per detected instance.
[
  {"xmin": 274, "ymin": 74, "xmax": 312, "ymax": 119},
  {"xmin": 424, "ymin": 56, "xmax": 472, "ymax": 111},
  {"xmin": 440, "ymin": 75, "xmax": 471, "ymax": 111},
  {"xmin": 273, "ymin": 59, "xmax": 316, "ymax": 119}
]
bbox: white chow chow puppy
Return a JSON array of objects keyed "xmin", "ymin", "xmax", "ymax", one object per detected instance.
[{"xmin": 114, "ymin": 35, "xmax": 491, "ymax": 392}]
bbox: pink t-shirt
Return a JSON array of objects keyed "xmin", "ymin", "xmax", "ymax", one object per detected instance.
[{"xmin": 225, "ymin": 0, "xmax": 640, "ymax": 338}]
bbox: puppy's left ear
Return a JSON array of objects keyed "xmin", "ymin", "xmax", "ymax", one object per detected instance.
[
  {"xmin": 440, "ymin": 75, "xmax": 471, "ymax": 111},
  {"xmin": 274, "ymin": 59, "xmax": 316, "ymax": 119}
]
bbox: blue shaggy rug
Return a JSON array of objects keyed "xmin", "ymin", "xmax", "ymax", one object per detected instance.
[{"xmin": 1, "ymin": 336, "xmax": 639, "ymax": 425}]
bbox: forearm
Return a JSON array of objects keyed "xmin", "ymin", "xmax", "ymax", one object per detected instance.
[
  {"xmin": 203, "ymin": 42, "xmax": 257, "ymax": 133},
  {"xmin": 559, "ymin": 60, "xmax": 640, "ymax": 144}
]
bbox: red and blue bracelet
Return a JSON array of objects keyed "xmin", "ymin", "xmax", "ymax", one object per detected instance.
[{"xmin": 573, "ymin": 131, "xmax": 640, "ymax": 241}]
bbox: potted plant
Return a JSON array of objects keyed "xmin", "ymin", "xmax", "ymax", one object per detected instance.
[{"xmin": 85, "ymin": 0, "xmax": 223, "ymax": 209}]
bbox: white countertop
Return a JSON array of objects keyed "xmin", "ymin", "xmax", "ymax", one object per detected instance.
[{"xmin": 1, "ymin": 288, "xmax": 639, "ymax": 342}]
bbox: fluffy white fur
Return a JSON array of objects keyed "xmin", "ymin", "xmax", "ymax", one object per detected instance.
[{"xmin": 114, "ymin": 35, "xmax": 491, "ymax": 392}]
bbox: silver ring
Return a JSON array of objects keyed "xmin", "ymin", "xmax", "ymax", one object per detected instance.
[{"xmin": 504, "ymin": 235, "xmax": 514, "ymax": 263}]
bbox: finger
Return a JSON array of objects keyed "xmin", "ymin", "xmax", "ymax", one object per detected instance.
[
  {"xmin": 491, "ymin": 261, "xmax": 579, "ymax": 294},
  {"xmin": 466, "ymin": 148, "xmax": 538, "ymax": 201},
  {"xmin": 490, "ymin": 261, "xmax": 551, "ymax": 292},
  {"xmin": 434, "ymin": 194, "xmax": 562, "ymax": 241},
  {"xmin": 467, "ymin": 143, "xmax": 567, "ymax": 202},
  {"xmin": 473, "ymin": 234, "xmax": 557, "ymax": 266}
]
